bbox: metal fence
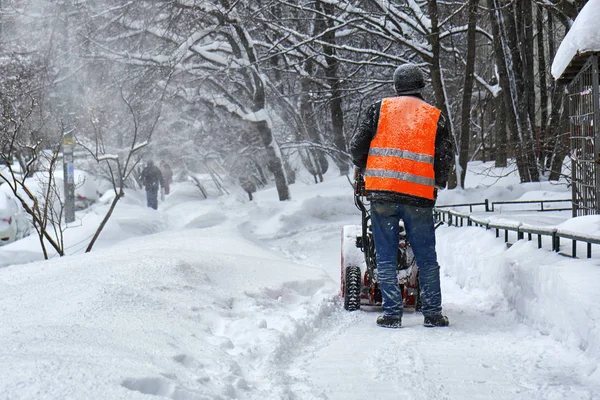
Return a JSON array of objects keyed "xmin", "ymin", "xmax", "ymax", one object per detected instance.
[
  {"xmin": 436, "ymin": 198, "xmax": 571, "ymax": 213},
  {"xmin": 434, "ymin": 204, "xmax": 600, "ymax": 259},
  {"xmin": 568, "ymin": 54, "xmax": 600, "ymax": 216}
]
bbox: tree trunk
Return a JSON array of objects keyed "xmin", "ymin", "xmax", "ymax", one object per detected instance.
[
  {"xmin": 301, "ymin": 57, "xmax": 328, "ymax": 177},
  {"xmin": 426, "ymin": 0, "xmax": 453, "ymax": 123},
  {"xmin": 488, "ymin": 0, "xmax": 521, "ymax": 173},
  {"xmin": 458, "ymin": 0, "xmax": 479, "ymax": 188},
  {"xmin": 548, "ymin": 116, "xmax": 569, "ymax": 181},
  {"xmin": 495, "ymin": 93, "xmax": 508, "ymax": 167},
  {"xmin": 232, "ymin": 22, "xmax": 290, "ymax": 201},
  {"xmin": 320, "ymin": 2, "xmax": 349, "ymax": 176},
  {"xmin": 86, "ymin": 189, "xmax": 123, "ymax": 252},
  {"xmin": 428, "ymin": 0, "xmax": 458, "ymax": 189},
  {"xmin": 546, "ymin": 7, "xmax": 572, "ymax": 182},
  {"xmin": 488, "ymin": 0, "xmax": 538, "ymax": 181},
  {"xmin": 502, "ymin": 1, "xmax": 539, "ymax": 181},
  {"xmin": 257, "ymin": 120, "xmax": 290, "ymax": 200},
  {"xmin": 522, "ymin": 0, "xmax": 536, "ymax": 142},
  {"xmin": 546, "ymin": 8, "xmax": 567, "ymax": 181},
  {"xmin": 536, "ymin": 5, "xmax": 549, "ymax": 173},
  {"xmin": 547, "ymin": 85, "xmax": 568, "ymax": 181}
]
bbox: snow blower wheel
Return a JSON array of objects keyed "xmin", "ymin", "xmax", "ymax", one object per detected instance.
[{"xmin": 343, "ymin": 265, "xmax": 361, "ymax": 311}]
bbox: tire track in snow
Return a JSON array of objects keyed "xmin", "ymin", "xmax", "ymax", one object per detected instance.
[
  {"xmin": 278, "ymin": 299, "xmax": 596, "ymax": 400},
  {"xmin": 262, "ymin": 221, "xmax": 599, "ymax": 399}
]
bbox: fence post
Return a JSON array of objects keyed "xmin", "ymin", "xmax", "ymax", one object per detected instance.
[{"xmin": 485, "ymin": 199, "xmax": 489, "ymax": 212}]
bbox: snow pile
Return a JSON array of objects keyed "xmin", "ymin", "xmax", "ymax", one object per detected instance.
[
  {"xmin": 0, "ymin": 189, "xmax": 338, "ymax": 399},
  {"xmin": 552, "ymin": 0, "xmax": 600, "ymax": 79},
  {"xmin": 438, "ymin": 225, "xmax": 600, "ymax": 373}
]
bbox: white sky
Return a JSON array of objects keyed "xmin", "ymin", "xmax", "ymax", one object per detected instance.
[
  {"xmin": 1, "ymin": 161, "xmax": 599, "ymax": 399},
  {"xmin": 552, "ymin": 0, "xmax": 600, "ymax": 79}
]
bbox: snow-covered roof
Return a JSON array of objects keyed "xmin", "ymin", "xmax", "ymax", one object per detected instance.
[{"xmin": 552, "ymin": 0, "xmax": 600, "ymax": 83}]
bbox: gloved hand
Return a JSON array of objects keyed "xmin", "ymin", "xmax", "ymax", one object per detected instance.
[
  {"xmin": 353, "ymin": 166, "xmax": 364, "ymax": 181},
  {"xmin": 353, "ymin": 166, "xmax": 366, "ymax": 195}
]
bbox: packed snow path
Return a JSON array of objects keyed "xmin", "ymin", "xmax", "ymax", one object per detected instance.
[
  {"xmin": 261, "ymin": 218, "xmax": 599, "ymax": 399},
  {"xmin": 2, "ymin": 170, "xmax": 599, "ymax": 399}
]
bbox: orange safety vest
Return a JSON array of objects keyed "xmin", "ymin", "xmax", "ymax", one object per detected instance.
[{"xmin": 365, "ymin": 96, "xmax": 441, "ymax": 200}]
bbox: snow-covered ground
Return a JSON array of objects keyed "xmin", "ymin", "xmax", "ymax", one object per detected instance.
[{"xmin": 1, "ymin": 161, "xmax": 599, "ymax": 399}]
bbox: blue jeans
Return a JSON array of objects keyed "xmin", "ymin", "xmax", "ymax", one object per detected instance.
[
  {"xmin": 146, "ymin": 188, "xmax": 158, "ymax": 209},
  {"xmin": 370, "ymin": 201, "xmax": 442, "ymax": 318}
]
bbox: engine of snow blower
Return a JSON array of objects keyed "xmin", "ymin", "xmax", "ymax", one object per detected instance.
[{"xmin": 340, "ymin": 174, "xmax": 420, "ymax": 311}]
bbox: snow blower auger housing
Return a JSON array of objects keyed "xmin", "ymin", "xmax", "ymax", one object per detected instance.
[{"xmin": 340, "ymin": 174, "xmax": 420, "ymax": 311}]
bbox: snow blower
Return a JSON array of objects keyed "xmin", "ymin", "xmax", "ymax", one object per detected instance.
[{"xmin": 340, "ymin": 174, "xmax": 420, "ymax": 311}]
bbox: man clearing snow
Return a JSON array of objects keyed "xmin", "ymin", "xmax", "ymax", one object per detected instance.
[{"xmin": 350, "ymin": 63, "xmax": 454, "ymax": 328}]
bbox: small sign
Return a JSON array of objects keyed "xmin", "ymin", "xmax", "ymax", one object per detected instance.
[{"xmin": 67, "ymin": 163, "xmax": 74, "ymax": 184}]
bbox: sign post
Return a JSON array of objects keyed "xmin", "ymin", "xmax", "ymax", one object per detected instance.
[{"xmin": 63, "ymin": 130, "xmax": 75, "ymax": 223}]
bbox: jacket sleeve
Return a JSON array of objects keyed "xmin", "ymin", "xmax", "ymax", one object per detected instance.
[
  {"xmin": 350, "ymin": 101, "xmax": 380, "ymax": 169},
  {"xmin": 434, "ymin": 113, "xmax": 454, "ymax": 188}
]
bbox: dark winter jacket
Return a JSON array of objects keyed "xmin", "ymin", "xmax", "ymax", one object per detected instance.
[
  {"xmin": 141, "ymin": 165, "xmax": 164, "ymax": 190},
  {"xmin": 350, "ymin": 94, "xmax": 454, "ymax": 208}
]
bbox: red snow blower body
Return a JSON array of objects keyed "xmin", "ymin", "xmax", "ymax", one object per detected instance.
[{"xmin": 340, "ymin": 174, "xmax": 420, "ymax": 311}]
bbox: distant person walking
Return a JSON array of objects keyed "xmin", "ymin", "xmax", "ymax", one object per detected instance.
[
  {"xmin": 140, "ymin": 160, "xmax": 163, "ymax": 210},
  {"xmin": 160, "ymin": 161, "xmax": 173, "ymax": 195}
]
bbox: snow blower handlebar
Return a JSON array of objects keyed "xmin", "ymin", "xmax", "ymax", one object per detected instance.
[
  {"xmin": 353, "ymin": 173, "xmax": 367, "ymax": 212},
  {"xmin": 353, "ymin": 172, "xmax": 444, "ymax": 229},
  {"xmin": 350, "ymin": 172, "xmax": 443, "ymax": 256},
  {"xmin": 353, "ymin": 173, "xmax": 370, "ymax": 247}
]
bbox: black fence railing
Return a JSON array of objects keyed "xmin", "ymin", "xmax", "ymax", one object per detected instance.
[
  {"xmin": 434, "ymin": 204, "xmax": 600, "ymax": 259},
  {"xmin": 489, "ymin": 199, "xmax": 572, "ymax": 212},
  {"xmin": 436, "ymin": 200, "xmax": 490, "ymax": 212},
  {"xmin": 436, "ymin": 198, "xmax": 572, "ymax": 213}
]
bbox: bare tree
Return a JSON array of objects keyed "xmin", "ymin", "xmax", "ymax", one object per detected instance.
[
  {"xmin": 0, "ymin": 39, "xmax": 72, "ymax": 258},
  {"xmin": 78, "ymin": 71, "xmax": 170, "ymax": 252},
  {"xmin": 317, "ymin": 0, "xmax": 349, "ymax": 176},
  {"xmin": 1, "ymin": 131, "xmax": 68, "ymax": 258},
  {"xmin": 5, "ymin": 0, "xmax": 589, "ymax": 211},
  {"xmin": 82, "ymin": 0, "xmax": 291, "ymax": 200}
]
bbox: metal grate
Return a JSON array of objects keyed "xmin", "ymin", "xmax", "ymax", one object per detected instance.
[{"xmin": 568, "ymin": 54, "xmax": 600, "ymax": 216}]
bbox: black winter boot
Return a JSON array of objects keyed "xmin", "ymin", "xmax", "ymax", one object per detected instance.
[
  {"xmin": 376, "ymin": 315, "xmax": 402, "ymax": 328},
  {"xmin": 423, "ymin": 315, "xmax": 449, "ymax": 327}
]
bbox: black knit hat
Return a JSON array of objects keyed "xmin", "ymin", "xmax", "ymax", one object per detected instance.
[{"xmin": 393, "ymin": 63, "xmax": 425, "ymax": 95}]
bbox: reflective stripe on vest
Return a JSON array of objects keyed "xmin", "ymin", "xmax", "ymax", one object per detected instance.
[{"xmin": 365, "ymin": 96, "xmax": 440, "ymax": 200}]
